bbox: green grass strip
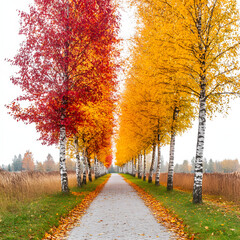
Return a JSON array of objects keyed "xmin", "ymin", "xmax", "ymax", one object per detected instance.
[
  {"xmin": 122, "ymin": 174, "xmax": 240, "ymax": 240},
  {"xmin": 0, "ymin": 175, "xmax": 109, "ymax": 240}
]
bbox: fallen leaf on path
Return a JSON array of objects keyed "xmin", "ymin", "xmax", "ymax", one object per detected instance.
[
  {"xmin": 122, "ymin": 176, "xmax": 190, "ymax": 240},
  {"xmin": 42, "ymin": 176, "xmax": 110, "ymax": 240}
]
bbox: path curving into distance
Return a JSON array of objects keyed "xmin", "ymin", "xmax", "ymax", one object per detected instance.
[{"xmin": 67, "ymin": 174, "xmax": 176, "ymax": 240}]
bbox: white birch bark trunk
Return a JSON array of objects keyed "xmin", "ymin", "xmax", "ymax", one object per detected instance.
[
  {"xmin": 99, "ymin": 162, "xmax": 103, "ymax": 176},
  {"xmin": 130, "ymin": 160, "xmax": 133, "ymax": 175},
  {"xmin": 167, "ymin": 131, "xmax": 176, "ymax": 190},
  {"xmin": 138, "ymin": 154, "xmax": 142, "ymax": 179},
  {"xmin": 135, "ymin": 156, "xmax": 138, "ymax": 178},
  {"xmin": 80, "ymin": 151, "xmax": 84, "ymax": 184},
  {"xmin": 193, "ymin": 7, "xmax": 206, "ymax": 204},
  {"xmin": 95, "ymin": 159, "xmax": 99, "ymax": 178},
  {"xmin": 131, "ymin": 158, "xmax": 134, "ymax": 176},
  {"xmin": 193, "ymin": 93, "xmax": 206, "ymax": 203},
  {"xmin": 88, "ymin": 160, "xmax": 92, "ymax": 181},
  {"xmin": 59, "ymin": 2, "xmax": 70, "ymax": 193},
  {"xmin": 133, "ymin": 158, "xmax": 136, "ymax": 177},
  {"xmin": 167, "ymin": 107, "xmax": 178, "ymax": 190},
  {"xmin": 94, "ymin": 157, "xmax": 98, "ymax": 179},
  {"xmin": 143, "ymin": 150, "xmax": 147, "ymax": 181},
  {"xmin": 98, "ymin": 161, "xmax": 101, "ymax": 177},
  {"xmin": 101, "ymin": 162, "xmax": 104, "ymax": 176},
  {"xmin": 148, "ymin": 143, "xmax": 156, "ymax": 183},
  {"xmin": 59, "ymin": 124, "xmax": 69, "ymax": 192},
  {"xmin": 86, "ymin": 149, "xmax": 92, "ymax": 182},
  {"xmin": 82, "ymin": 148, "xmax": 88, "ymax": 184},
  {"xmin": 85, "ymin": 151, "xmax": 89, "ymax": 182},
  {"xmin": 75, "ymin": 137, "xmax": 81, "ymax": 188},
  {"xmin": 155, "ymin": 141, "xmax": 161, "ymax": 186}
]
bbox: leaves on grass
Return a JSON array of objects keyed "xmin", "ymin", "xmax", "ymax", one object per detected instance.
[
  {"xmin": 71, "ymin": 192, "xmax": 89, "ymax": 197},
  {"xmin": 42, "ymin": 176, "xmax": 110, "ymax": 239},
  {"xmin": 123, "ymin": 177, "xmax": 191, "ymax": 239}
]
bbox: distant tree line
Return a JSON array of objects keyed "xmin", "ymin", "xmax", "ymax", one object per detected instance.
[
  {"xmin": 174, "ymin": 158, "xmax": 240, "ymax": 173},
  {"xmin": 1, "ymin": 151, "xmax": 76, "ymax": 172}
]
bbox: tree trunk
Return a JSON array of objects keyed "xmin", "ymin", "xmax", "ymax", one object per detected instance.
[
  {"xmin": 148, "ymin": 143, "xmax": 156, "ymax": 183},
  {"xmin": 167, "ymin": 107, "xmax": 178, "ymax": 191},
  {"xmin": 193, "ymin": 92, "xmax": 206, "ymax": 204},
  {"xmin": 133, "ymin": 158, "xmax": 136, "ymax": 177},
  {"xmin": 143, "ymin": 150, "xmax": 146, "ymax": 181},
  {"xmin": 193, "ymin": 6, "xmax": 206, "ymax": 204},
  {"xmin": 75, "ymin": 137, "xmax": 81, "ymax": 188},
  {"xmin": 82, "ymin": 148, "xmax": 88, "ymax": 184},
  {"xmin": 94, "ymin": 157, "xmax": 98, "ymax": 179},
  {"xmin": 95, "ymin": 158, "xmax": 98, "ymax": 178},
  {"xmin": 88, "ymin": 160, "xmax": 92, "ymax": 181},
  {"xmin": 100, "ymin": 162, "xmax": 104, "ymax": 176},
  {"xmin": 138, "ymin": 154, "xmax": 142, "ymax": 179},
  {"xmin": 135, "ymin": 156, "xmax": 138, "ymax": 178},
  {"xmin": 131, "ymin": 158, "xmax": 134, "ymax": 176},
  {"xmin": 97, "ymin": 160, "xmax": 101, "ymax": 177},
  {"xmin": 86, "ymin": 150, "xmax": 92, "ymax": 182},
  {"xmin": 99, "ymin": 162, "xmax": 102, "ymax": 176},
  {"xmin": 167, "ymin": 131, "xmax": 176, "ymax": 190},
  {"xmin": 59, "ymin": 124, "xmax": 69, "ymax": 192},
  {"xmin": 155, "ymin": 140, "xmax": 161, "ymax": 186}
]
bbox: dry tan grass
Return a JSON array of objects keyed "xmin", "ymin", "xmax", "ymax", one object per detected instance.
[
  {"xmin": 156, "ymin": 172, "xmax": 240, "ymax": 203},
  {"xmin": 0, "ymin": 170, "xmax": 77, "ymax": 211}
]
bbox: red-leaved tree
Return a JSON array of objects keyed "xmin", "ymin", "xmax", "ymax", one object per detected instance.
[{"xmin": 8, "ymin": 0, "xmax": 120, "ymax": 192}]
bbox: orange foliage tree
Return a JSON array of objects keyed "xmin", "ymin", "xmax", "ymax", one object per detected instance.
[{"xmin": 22, "ymin": 150, "xmax": 35, "ymax": 171}]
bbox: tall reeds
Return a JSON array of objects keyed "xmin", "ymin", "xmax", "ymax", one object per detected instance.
[
  {"xmin": 158, "ymin": 172, "xmax": 240, "ymax": 203},
  {"xmin": 0, "ymin": 170, "xmax": 77, "ymax": 212}
]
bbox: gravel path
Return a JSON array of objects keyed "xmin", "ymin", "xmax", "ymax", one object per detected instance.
[{"xmin": 67, "ymin": 174, "xmax": 175, "ymax": 240}]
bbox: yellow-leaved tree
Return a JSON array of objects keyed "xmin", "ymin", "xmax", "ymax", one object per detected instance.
[{"xmin": 131, "ymin": 0, "xmax": 240, "ymax": 203}]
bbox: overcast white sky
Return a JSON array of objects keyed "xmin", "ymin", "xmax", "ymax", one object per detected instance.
[{"xmin": 1, "ymin": 0, "xmax": 240, "ymax": 166}]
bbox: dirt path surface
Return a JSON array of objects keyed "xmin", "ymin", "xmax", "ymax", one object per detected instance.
[{"xmin": 67, "ymin": 174, "xmax": 176, "ymax": 240}]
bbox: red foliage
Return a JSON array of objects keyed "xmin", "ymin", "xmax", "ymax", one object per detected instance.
[
  {"xmin": 105, "ymin": 154, "xmax": 113, "ymax": 168},
  {"xmin": 8, "ymin": 0, "xmax": 120, "ymax": 145}
]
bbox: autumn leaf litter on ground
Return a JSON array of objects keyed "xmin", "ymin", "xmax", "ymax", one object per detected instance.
[
  {"xmin": 122, "ymin": 176, "xmax": 190, "ymax": 240},
  {"xmin": 42, "ymin": 176, "xmax": 110, "ymax": 240}
]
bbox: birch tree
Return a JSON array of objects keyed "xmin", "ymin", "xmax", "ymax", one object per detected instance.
[
  {"xmin": 8, "ymin": 0, "xmax": 120, "ymax": 192},
  {"xmin": 131, "ymin": 0, "xmax": 240, "ymax": 204}
]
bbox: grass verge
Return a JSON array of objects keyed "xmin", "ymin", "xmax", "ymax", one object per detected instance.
[
  {"xmin": 122, "ymin": 174, "xmax": 240, "ymax": 240},
  {"xmin": 0, "ymin": 175, "xmax": 109, "ymax": 240}
]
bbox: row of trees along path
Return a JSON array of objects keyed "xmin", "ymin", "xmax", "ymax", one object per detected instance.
[
  {"xmin": 8, "ymin": 0, "xmax": 119, "ymax": 190},
  {"xmin": 115, "ymin": 0, "xmax": 240, "ymax": 203},
  {"xmin": 7, "ymin": 0, "xmax": 240, "ymax": 208}
]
